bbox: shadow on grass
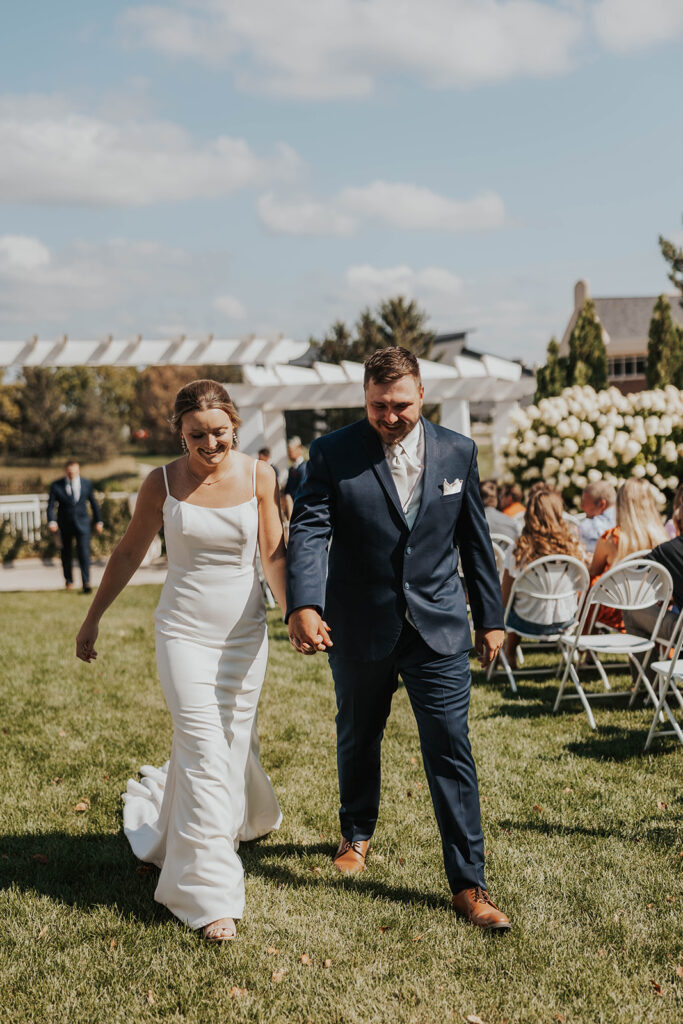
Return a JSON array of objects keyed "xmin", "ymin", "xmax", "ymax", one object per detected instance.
[
  {"xmin": 0, "ymin": 834, "xmax": 451, "ymax": 917},
  {"xmin": 564, "ymin": 723, "xmax": 683, "ymax": 761},
  {"xmin": 497, "ymin": 817, "xmax": 682, "ymax": 846}
]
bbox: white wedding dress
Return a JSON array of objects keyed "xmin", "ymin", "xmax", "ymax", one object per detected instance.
[{"xmin": 123, "ymin": 461, "xmax": 282, "ymax": 929}]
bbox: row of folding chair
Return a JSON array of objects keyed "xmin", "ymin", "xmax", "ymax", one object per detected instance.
[{"xmin": 486, "ymin": 553, "xmax": 682, "ymax": 748}]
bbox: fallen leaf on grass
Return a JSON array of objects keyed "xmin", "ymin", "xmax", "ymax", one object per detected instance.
[
  {"xmin": 323, "ymin": 959, "xmax": 332, "ymax": 969},
  {"xmin": 554, "ymin": 1015, "xmax": 567, "ymax": 1023},
  {"xmin": 266, "ymin": 946, "xmax": 279, "ymax": 955},
  {"xmin": 310, "ymin": 866, "xmax": 321, "ymax": 874},
  {"xmin": 406, "ymin": 790, "xmax": 413, "ymax": 798},
  {"xmin": 650, "ymin": 979, "xmax": 663, "ymax": 996},
  {"xmin": 563, "ymin": 786, "xmax": 574, "ymax": 794},
  {"xmin": 665, "ymin": 895, "xmax": 676, "ymax": 903},
  {"xmin": 271, "ymin": 969, "xmax": 287, "ymax": 983},
  {"xmin": 379, "ymin": 925, "xmax": 391, "ymax": 933},
  {"xmin": 410, "ymin": 756, "xmax": 417, "ymax": 765},
  {"xmin": 51, "ymin": 777, "xmax": 62, "ymax": 786},
  {"xmin": 466, "ymin": 1015, "xmax": 484, "ymax": 1024},
  {"xmin": 533, "ymin": 804, "xmax": 543, "ymax": 813},
  {"xmin": 109, "ymin": 939, "xmax": 117, "ymax": 950},
  {"xmin": 300, "ymin": 954, "xmax": 313, "ymax": 966},
  {"xmin": 32, "ymin": 853, "xmax": 48, "ymax": 864},
  {"xmin": 657, "ymin": 800, "xmax": 668, "ymax": 810},
  {"xmin": 411, "ymin": 934, "xmax": 423, "ymax": 942},
  {"xmin": 146, "ymin": 990, "xmax": 154, "ymax": 1005},
  {"xmin": 398, "ymin": 857, "xmax": 405, "ymax": 865},
  {"xmin": 676, "ymin": 965, "xmax": 683, "ymax": 978},
  {"xmin": 229, "ymin": 987, "xmax": 247, "ymax": 997},
  {"xmin": 647, "ymin": 902, "xmax": 654, "ymax": 909},
  {"xmin": 58, "ymin": 729, "xmax": 67, "ymax": 738},
  {"xmin": 597, "ymin": 948, "xmax": 607, "ymax": 958},
  {"xmin": 37, "ymin": 926, "xmax": 48, "ymax": 940},
  {"xmin": 73, "ymin": 799, "xmax": 89, "ymax": 813}
]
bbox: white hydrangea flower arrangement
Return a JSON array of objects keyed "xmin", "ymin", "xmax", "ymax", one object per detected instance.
[{"xmin": 500, "ymin": 384, "xmax": 683, "ymax": 508}]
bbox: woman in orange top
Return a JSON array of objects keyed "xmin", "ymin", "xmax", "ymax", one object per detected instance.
[
  {"xmin": 588, "ymin": 478, "xmax": 668, "ymax": 630},
  {"xmin": 500, "ymin": 483, "xmax": 525, "ymax": 519}
]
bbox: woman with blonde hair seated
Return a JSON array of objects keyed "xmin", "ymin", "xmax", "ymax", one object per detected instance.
[
  {"xmin": 588, "ymin": 477, "xmax": 668, "ymax": 631},
  {"xmin": 501, "ymin": 488, "xmax": 585, "ymax": 663}
]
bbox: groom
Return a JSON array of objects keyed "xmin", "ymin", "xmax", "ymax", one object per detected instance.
[{"xmin": 286, "ymin": 347, "xmax": 510, "ymax": 930}]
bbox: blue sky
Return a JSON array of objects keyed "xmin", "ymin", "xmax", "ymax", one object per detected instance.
[{"xmin": 0, "ymin": 0, "xmax": 681, "ymax": 362}]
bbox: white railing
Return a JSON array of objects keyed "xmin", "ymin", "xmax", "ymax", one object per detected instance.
[{"xmin": 0, "ymin": 491, "xmax": 131, "ymax": 544}]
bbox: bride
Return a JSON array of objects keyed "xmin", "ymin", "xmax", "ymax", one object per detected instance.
[{"xmin": 76, "ymin": 379, "xmax": 287, "ymax": 942}]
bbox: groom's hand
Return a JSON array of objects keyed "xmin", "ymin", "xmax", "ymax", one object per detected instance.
[
  {"xmin": 475, "ymin": 628, "xmax": 504, "ymax": 668},
  {"xmin": 288, "ymin": 607, "xmax": 333, "ymax": 655}
]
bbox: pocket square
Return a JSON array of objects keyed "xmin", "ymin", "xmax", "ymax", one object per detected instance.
[{"xmin": 442, "ymin": 478, "xmax": 463, "ymax": 496}]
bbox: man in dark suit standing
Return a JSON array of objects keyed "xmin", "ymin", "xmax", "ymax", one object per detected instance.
[
  {"xmin": 286, "ymin": 347, "xmax": 510, "ymax": 930},
  {"xmin": 47, "ymin": 460, "xmax": 103, "ymax": 593}
]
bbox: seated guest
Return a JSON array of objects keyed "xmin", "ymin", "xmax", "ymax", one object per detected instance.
[
  {"xmin": 499, "ymin": 483, "xmax": 525, "ymax": 519},
  {"xmin": 664, "ymin": 483, "xmax": 683, "ymax": 539},
  {"xmin": 501, "ymin": 488, "xmax": 585, "ymax": 663},
  {"xmin": 624, "ymin": 487, "xmax": 683, "ymax": 680},
  {"xmin": 479, "ymin": 479, "xmax": 521, "ymax": 541},
  {"xmin": 589, "ymin": 478, "xmax": 669, "ymax": 631},
  {"xmin": 578, "ymin": 480, "xmax": 616, "ymax": 556}
]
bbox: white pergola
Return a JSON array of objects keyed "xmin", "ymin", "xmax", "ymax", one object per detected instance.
[
  {"xmin": 0, "ymin": 335, "xmax": 310, "ymax": 368},
  {"xmin": 0, "ymin": 335, "xmax": 528, "ymax": 471},
  {"xmin": 232, "ymin": 353, "xmax": 527, "ymax": 469}
]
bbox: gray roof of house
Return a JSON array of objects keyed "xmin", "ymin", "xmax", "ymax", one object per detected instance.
[{"xmin": 560, "ymin": 293, "xmax": 683, "ymax": 355}]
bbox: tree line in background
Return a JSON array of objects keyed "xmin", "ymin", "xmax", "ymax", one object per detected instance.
[
  {"xmin": 535, "ymin": 234, "xmax": 683, "ymax": 402},
  {"xmin": 0, "ymin": 296, "xmax": 434, "ymax": 460}
]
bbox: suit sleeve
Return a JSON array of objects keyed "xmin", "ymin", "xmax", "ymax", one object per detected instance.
[
  {"xmin": 454, "ymin": 443, "xmax": 505, "ymax": 631},
  {"xmin": 47, "ymin": 483, "xmax": 57, "ymax": 523},
  {"xmin": 285, "ymin": 440, "xmax": 334, "ymax": 621},
  {"xmin": 88, "ymin": 483, "xmax": 102, "ymax": 524}
]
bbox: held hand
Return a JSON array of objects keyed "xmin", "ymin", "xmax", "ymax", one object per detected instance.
[
  {"xmin": 48, "ymin": 523, "xmax": 59, "ymax": 534},
  {"xmin": 95, "ymin": 522, "xmax": 104, "ymax": 534},
  {"xmin": 76, "ymin": 620, "xmax": 99, "ymax": 663},
  {"xmin": 475, "ymin": 628, "xmax": 505, "ymax": 669},
  {"xmin": 288, "ymin": 607, "xmax": 333, "ymax": 655}
]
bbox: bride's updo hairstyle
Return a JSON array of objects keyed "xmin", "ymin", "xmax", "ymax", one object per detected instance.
[{"xmin": 171, "ymin": 379, "xmax": 242, "ymax": 437}]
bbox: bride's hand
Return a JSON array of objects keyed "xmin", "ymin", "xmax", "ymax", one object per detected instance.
[{"xmin": 76, "ymin": 620, "xmax": 99, "ymax": 663}]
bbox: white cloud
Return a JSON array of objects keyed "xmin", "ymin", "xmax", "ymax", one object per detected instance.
[
  {"xmin": 340, "ymin": 182, "xmax": 505, "ymax": 231},
  {"xmin": 0, "ymin": 235, "xmax": 237, "ymax": 334},
  {"xmin": 213, "ymin": 294, "xmax": 248, "ymax": 319},
  {"xmin": 0, "ymin": 95, "xmax": 301, "ymax": 205},
  {"xmin": 259, "ymin": 182, "xmax": 505, "ymax": 236},
  {"xmin": 0, "ymin": 235, "xmax": 51, "ymax": 272},
  {"xmin": 593, "ymin": 0, "xmax": 683, "ymax": 51},
  {"xmin": 345, "ymin": 263, "xmax": 463, "ymax": 303},
  {"xmin": 121, "ymin": 0, "xmax": 584, "ymax": 98},
  {"xmin": 257, "ymin": 192, "xmax": 357, "ymax": 236}
]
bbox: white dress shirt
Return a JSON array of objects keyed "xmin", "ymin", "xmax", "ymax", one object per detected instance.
[{"xmin": 383, "ymin": 420, "xmax": 425, "ymax": 529}]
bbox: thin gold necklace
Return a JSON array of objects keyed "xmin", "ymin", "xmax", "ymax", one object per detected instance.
[{"xmin": 185, "ymin": 453, "xmax": 231, "ymax": 486}]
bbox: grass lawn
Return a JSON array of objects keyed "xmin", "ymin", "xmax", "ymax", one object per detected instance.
[{"xmin": 0, "ymin": 589, "xmax": 681, "ymax": 1024}]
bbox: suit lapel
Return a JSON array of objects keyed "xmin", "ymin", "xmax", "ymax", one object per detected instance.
[
  {"xmin": 360, "ymin": 420, "xmax": 408, "ymax": 527},
  {"xmin": 410, "ymin": 417, "xmax": 438, "ymax": 535}
]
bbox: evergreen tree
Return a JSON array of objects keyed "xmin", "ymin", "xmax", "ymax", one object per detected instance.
[
  {"xmin": 318, "ymin": 320, "xmax": 355, "ymax": 363},
  {"xmin": 351, "ymin": 308, "xmax": 384, "ymax": 360},
  {"xmin": 376, "ymin": 296, "xmax": 434, "ymax": 356},
  {"xmin": 566, "ymin": 299, "xmax": 608, "ymax": 390},
  {"xmin": 646, "ymin": 294, "xmax": 682, "ymax": 388},
  {"xmin": 659, "ymin": 234, "xmax": 683, "ymax": 306},
  {"xmin": 534, "ymin": 337, "xmax": 566, "ymax": 401},
  {"xmin": 14, "ymin": 368, "xmax": 70, "ymax": 458}
]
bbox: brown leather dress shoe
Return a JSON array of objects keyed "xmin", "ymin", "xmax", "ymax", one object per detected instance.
[
  {"xmin": 333, "ymin": 837, "xmax": 370, "ymax": 874},
  {"xmin": 452, "ymin": 887, "xmax": 511, "ymax": 930}
]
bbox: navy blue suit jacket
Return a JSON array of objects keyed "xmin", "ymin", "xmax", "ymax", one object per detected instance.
[
  {"xmin": 47, "ymin": 477, "xmax": 102, "ymax": 533},
  {"xmin": 286, "ymin": 416, "xmax": 504, "ymax": 660}
]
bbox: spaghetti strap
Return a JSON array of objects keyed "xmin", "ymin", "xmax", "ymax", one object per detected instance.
[
  {"xmin": 252, "ymin": 459, "xmax": 258, "ymax": 498},
  {"xmin": 161, "ymin": 464, "xmax": 170, "ymax": 497}
]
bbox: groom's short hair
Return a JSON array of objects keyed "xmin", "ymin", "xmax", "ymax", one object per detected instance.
[{"xmin": 363, "ymin": 347, "xmax": 421, "ymax": 389}]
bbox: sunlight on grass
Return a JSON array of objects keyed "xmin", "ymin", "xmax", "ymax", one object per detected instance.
[{"xmin": 0, "ymin": 589, "xmax": 681, "ymax": 1023}]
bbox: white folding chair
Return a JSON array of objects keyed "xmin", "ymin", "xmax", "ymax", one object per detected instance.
[
  {"xmin": 620, "ymin": 549, "xmax": 653, "ymax": 563},
  {"xmin": 642, "ymin": 606, "xmax": 683, "ymax": 750},
  {"xmin": 491, "ymin": 541, "xmax": 505, "ymax": 579},
  {"xmin": 555, "ymin": 560, "xmax": 673, "ymax": 730},
  {"xmin": 490, "ymin": 532, "xmax": 515, "ymax": 557},
  {"xmin": 488, "ymin": 555, "xmax": 590, "ymax": 694}
]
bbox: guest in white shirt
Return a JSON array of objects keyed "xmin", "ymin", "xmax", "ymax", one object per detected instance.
[{"xmin": 578, "ymin": 481, "xmax": 616, "ymax": 556}]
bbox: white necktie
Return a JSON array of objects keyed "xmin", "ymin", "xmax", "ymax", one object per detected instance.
[
  {"xmin": 72, "ymin": 477, "xmax": 81, "ymax": 502},
  {"xmin": 389, "ymin": 443, "xmax": 411, "ymax": 508}
]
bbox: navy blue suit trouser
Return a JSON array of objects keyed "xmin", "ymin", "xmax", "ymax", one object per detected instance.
[
  {"xmin": 328, "ymin": 621, "xmax": 486, "ymax": 893},
  {"xmin": 59, "ymin": 522, "xmax": 91, "ymax": 585}
]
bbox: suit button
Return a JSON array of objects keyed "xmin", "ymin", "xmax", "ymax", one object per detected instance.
[
  {"xmin": 404, "ymin": 582, "xmax": 410, "ymax": 590},
  {"xmin": 406, "ymin": 546, "xmax": 412, "ymax": 555}
]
